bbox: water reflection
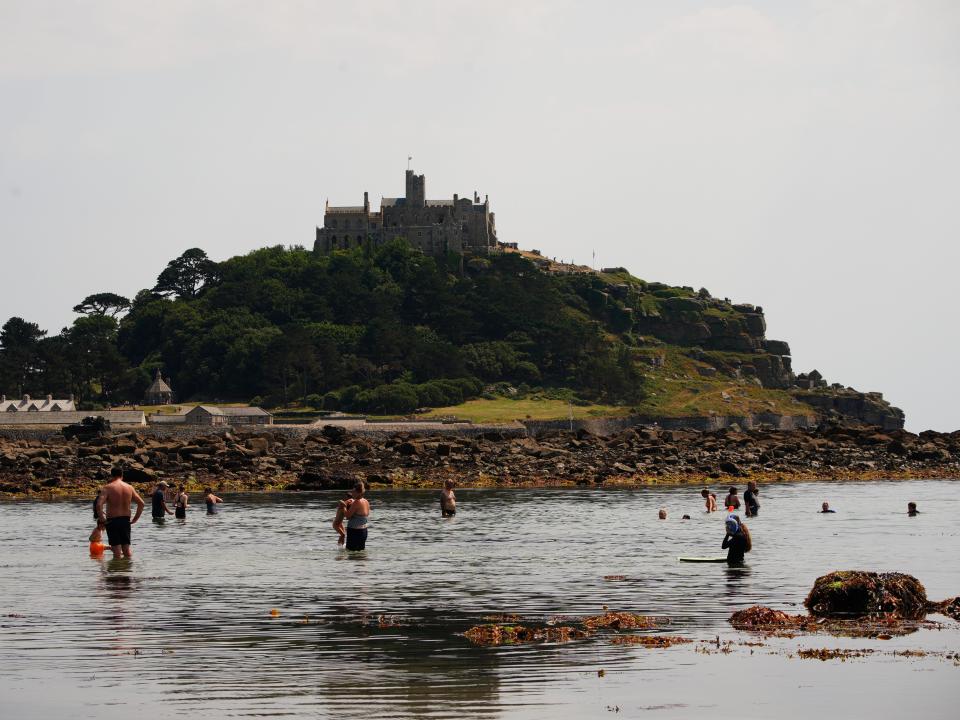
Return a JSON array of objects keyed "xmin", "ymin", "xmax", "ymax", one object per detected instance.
[{"xmin": 1, "ymin": 481, "xmax": 959, "ymax": 719}]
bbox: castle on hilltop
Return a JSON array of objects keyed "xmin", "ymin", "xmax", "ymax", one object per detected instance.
[{"xmin": 315, "ymin": 167, "xmax": 498, "ymax": 256}]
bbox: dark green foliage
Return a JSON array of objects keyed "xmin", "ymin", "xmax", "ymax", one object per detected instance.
[
  {"xmin": 5, "ymin": 239, "xmax": 778, "ymax": 408},
  {"xmin": 73, "ymin": 292, "xmax": 131, "ymax": 317},
  {"xmin": 153, "ymin": 248, "xmax": 219, "ymax": 299}
]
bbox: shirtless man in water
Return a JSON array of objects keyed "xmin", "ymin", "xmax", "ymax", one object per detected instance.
[
  {"xmin": 95, "ymin": 466, "xmax": 145, "ymax": 559},
  {"xmin": 440, "ymin": 479, "xmax": 457, "ymax": 517}
]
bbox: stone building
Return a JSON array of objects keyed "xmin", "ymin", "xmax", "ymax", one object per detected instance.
[
  {"xmin": 143, "ymin": 369, "xmax": 174, "ymax": 405},
  {"xmin": 184, "ymin": 405, "xmax": 274, "ymax": 426},
  {"xmin": 1, "ymin": 394, "xmax": 76, "ymax": 412},
  {"xmin": 315, "ymin": 167, "xmax": 498, "ymax": 256}
]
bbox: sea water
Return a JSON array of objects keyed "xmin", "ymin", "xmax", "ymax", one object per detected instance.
[{"xmin": 1, "ymin": 480, "xmax": 958, "ymax": 718}]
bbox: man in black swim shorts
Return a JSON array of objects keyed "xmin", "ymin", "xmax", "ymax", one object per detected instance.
[
  {"xmin": 105, "ymin": 516, "xmax": 132, "ymax": 547},
  {"xmin": 96, "ymin": 466, "xmax": 145, "ymax": 559}
]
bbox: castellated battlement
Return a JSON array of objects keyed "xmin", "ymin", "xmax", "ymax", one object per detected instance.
[{"xmin": 314, "ymin": 167, "xmax": 498, "ymax": 257}]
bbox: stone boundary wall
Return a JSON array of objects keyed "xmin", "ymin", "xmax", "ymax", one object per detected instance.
[
  {"xmin": 0, "ymin": 410, "xmax": 145, "ymax": 426},
  {"xmin": 520, "ymin": 413, "xmax": 816, "ymax": 437},
  {"xmin": 0, "ymin": 413, "xmax": 815, "ymax": 444}
]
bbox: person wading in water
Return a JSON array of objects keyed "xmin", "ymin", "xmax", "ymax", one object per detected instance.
[
  {"xmin": 96, "ymin": 466, "xmax": 145, "ymax": 559},
  {"xmin": 721, "ymin": 514, "xmax": 752, "ymax": 566},
  {"xmin": 174, "ymin": 485, "xmax": 189, "ymax": 519},
  {"xmin": 440, "ymin": 479, "xmax": 457, "ymax": 517},
  {"xmin": 744, "ymin": 481, "xmax": 760, "ymax": 517},
  {"xmin": 151, "ymin": 481, "xmax": 173, "ymax": 521},
  {"xmin": 343, "ymin": 481, "xmax": 370, "ymax": 551}
]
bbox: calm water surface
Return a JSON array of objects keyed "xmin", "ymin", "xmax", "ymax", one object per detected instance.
[{"xmin": 2, "ymin": 480, "xmax": 959, "ymax": 719}]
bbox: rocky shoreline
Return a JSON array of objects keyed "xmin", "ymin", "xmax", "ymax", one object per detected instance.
[{"xmin": 1, "ymin": 421, "xmax": 958, "ymax": 499}]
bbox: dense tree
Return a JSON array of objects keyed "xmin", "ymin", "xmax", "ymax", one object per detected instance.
[
  {"xmin": 153, "ymin": 248, "xmax": 220, "ymax": 299},
  {"xmin": 0, "ymin": 317, "xmax": 47, "ymax": 396},
  {"xmin": 73, "ymin": 292, "xmax": 131, "ymax": 317},
  {"xmin": 8, "ymin": 240, "xmax": 667, "ymax": 407}
]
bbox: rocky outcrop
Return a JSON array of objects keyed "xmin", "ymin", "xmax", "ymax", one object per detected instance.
[
  {"xmin": 0, "ymin": 422, "xmax": 957, "ymax": 496},
  {"xmin": 804, "ymin": 571, "xmax": 928, "ymax": 619},
  {"xmin": 794, "ymin": 389, "xmax": 905, "ymax": 430}
]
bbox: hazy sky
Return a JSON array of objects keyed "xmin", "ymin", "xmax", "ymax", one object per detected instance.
[{"xmin": 1, "ymin": 1, "xmax": 957, "ymax": 430}]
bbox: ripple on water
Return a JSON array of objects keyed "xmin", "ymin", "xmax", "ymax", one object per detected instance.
[{"xmin": 1, "ymin": 480, "xmax": 960, "ymax": 719}]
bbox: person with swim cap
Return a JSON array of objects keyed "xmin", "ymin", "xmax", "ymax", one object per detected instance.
[
  {"xmin": 151, "ymin": 481, "xmax": 173, "ymax": 521},
  {"xmin": 721, "ymin": 513, "xmax": 751, "ymax": 565},
  {"xmin": 343, "ymin": 481, "xmax": 370, "ymax": 551},
  {"xmin": 821, "ymin": 502, "xmax": 836, "ymax": 513},
  {"xmin": 95, "ymin": 466, "xmax": 145, "ymax": 559},
  {"xmin": 440, "ymin": 479, "xmax": 457, "ymax": 517},
  {"xmin": 658, "ymin": 508, "xmax": 668, "ymax": 520},
  {"xmin": 723, "ymin": 487, "xmax": 741, "ymax": 512}
]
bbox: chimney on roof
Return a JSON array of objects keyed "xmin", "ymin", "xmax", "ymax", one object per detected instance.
[
  {"xmin": 1, "ymin": 395, "xmax": 5, "ymax": 403},
  {"xmin": 364, "ymin": 191, "xmax": 370, "ymax": 214},
  {"xmin": 22, "ymin": 394, "xmax": 29, "ymax": 403},
  {"xmin": 69, "ymin": 393, "xmax": 75, "ymax": 403}
]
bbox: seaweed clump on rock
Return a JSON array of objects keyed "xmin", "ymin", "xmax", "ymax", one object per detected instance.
[
  {"xmin": 463, "ymin": 624, "xmax": 587, "ymax": 646},
  {"xmin": 928, "ymin": 596, "xmax": 960, "ymax": 621},
  {"xmin": 729, "ymin": 606, "xmax": 813, "ymax": 631},
  {"xmin": 804, "ymin": 571, "xmax": 928, "ymax": 619}
]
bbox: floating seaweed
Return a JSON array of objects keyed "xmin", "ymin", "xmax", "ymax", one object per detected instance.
[
  {"xmin": 804, "ymin": 571, "xmax": 927, "ymax": 619},
  {"xmin": 603, "ymin": 575, "xmax": 627, "ymax": 581},
  {"xmin": 463, "ymin": 624, "xmax": 588, "ymax": 646},
  {"xmin": 610, "ymin": 635, "xmax": 691, "ymax": 648},
  {"xmin": 796, "ymin": 648, "xmax": 875, "ymax": 661},
  {"xmin": 729, "ymin": 605, "xmax": 814, "ymax": 632},
  {"xmin": 581, "ymin": 612, "xmax": 660, "ymax": 631},
  {"xmin": 482, "ymin": 613, "xmax": 525, "ymax": 623},
  {"xmin": 928, "ymin": 596, "xmax": 960, "ymax": 621}
]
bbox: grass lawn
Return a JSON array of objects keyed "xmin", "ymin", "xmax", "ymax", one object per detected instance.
[
  {"xmin": 419, "ymin": 398, "xmax": 632, "ymax": 424},
  {"xmin": 632, "ymin": 346, "xmax": 815, "ymax": 418}
]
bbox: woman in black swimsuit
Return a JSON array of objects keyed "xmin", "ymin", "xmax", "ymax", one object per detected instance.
[{"xmin": 174, "ymin": 485, "xmax": 189, "ymax": 519}]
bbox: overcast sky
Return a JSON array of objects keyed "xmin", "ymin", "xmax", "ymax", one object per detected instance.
[{"xmin": 1, "ymin": 1, "xmax": 957, "ymax": 430}]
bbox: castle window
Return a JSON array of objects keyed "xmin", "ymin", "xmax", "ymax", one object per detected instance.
[{"xmin": 356, "ymin": 235, "xmax": 362, "ymax": 242}]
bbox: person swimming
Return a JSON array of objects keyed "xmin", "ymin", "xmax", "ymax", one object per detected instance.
[
  {"xmin": 908, "ymin": 501, "xmax": 919, "ymax": 516},
  {"xmin": 89, "ymin": 519, "xmax": 107, "ymax": 557},
  {"xmin": 721, "ymin": 513, "xmax": 751, "ymax": 565},
  {"xmin": 821, "ymin": 502, "xmax": 836, "ymax": 513},
  {"xmin": 174, "ymin": 485, "xmax": 189, "ymax": 519},
  {"xmin": 724, "ymin": 487, "xmax": 741, "ymax": 511},
  {"xmin": 701, "ymin": 489, "xmax": 717, "ymax": 513},
  {"xmin": 204, "ymin": 488, "xmax": 223, "ymax": 515},
  {"xmin": 658, "ymin": 508, "xmax": 668, "ymax": 520},
  {"xmin": 440, "ymin": 479, "xmax": 456, "ymax": 517}
]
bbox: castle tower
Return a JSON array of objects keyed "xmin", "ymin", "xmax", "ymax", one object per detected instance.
[{"xmin": 405, "ymin": 168, "xmax": 425, "ymax": 207}]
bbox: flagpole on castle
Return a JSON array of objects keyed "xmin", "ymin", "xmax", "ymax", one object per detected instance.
[{"xmin": 407, "ymin": 155, "xmax": 412, "ymax": 170}]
